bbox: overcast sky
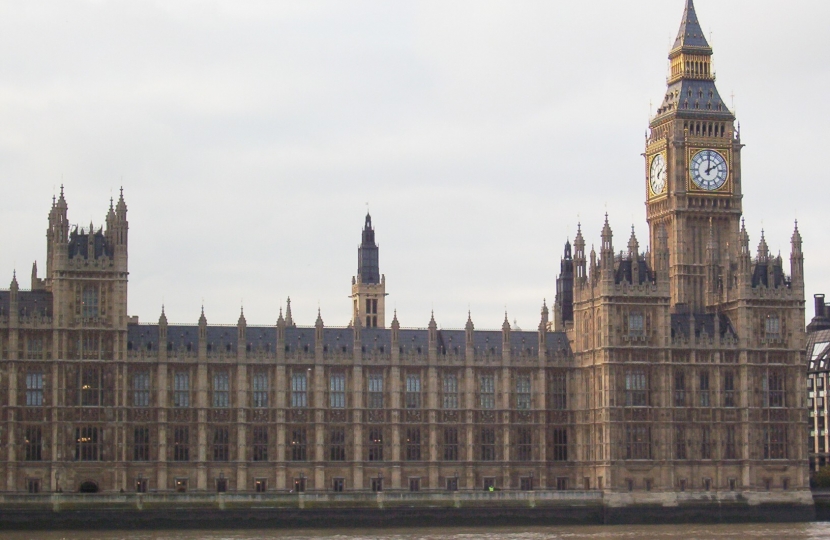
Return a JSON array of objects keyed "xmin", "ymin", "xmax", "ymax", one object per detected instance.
[{"xmin": 0, "ymin": 0, "xmax": 827, "ymax": 330}]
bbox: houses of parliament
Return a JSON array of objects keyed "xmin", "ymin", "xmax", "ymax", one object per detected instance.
[{"xmin": 0, "ymin": 0, "xmax": 810, "ymax": 504}]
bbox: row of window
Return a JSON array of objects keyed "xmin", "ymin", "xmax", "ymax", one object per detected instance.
[
  {"xmin": 21, "ymin": 423, "xmax": 787, "ymax": 463},
  {"xmin": 624, "ymin": 424, "xmax": 788, "ymax": 460},
  {"xmin": 21, "ymin": 371, "xmax": 566, "ymax": 411},
  {"xmin": 19, "ymin": 425, "xmax": 566, "ymax": 463},
  {"xmin": 20, "ymin": 369, "xmax": 787, "ymax": 410},
  {"xmin": 626, "ymin": 370, "xmax": 786, "ymax": 408}
]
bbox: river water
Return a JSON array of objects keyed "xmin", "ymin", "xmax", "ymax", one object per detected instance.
[{"xmin": 1, "ymin": 524, "xmax": 830, "ymax": 540}]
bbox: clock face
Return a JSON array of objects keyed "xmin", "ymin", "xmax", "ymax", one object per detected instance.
[
  {"xmin": 649, "ymin": 154, "xmax": 666, "ymax": 195},
  {"xmin": 690, "ymin": 149, "xmax": 728, "ymax": 191}
]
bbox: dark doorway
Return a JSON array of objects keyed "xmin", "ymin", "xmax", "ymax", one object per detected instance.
[{"xmin": 79, "ymin": 481, "xmax": 99, "ymax": 493}]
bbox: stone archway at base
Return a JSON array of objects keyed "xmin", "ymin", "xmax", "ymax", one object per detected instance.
[{"xmin": 79, "ymin": 480, "xmax": 99, "ymax": 493}]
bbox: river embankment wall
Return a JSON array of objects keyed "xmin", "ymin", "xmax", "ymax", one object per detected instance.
[{"xmin": 0, "ymin": 490, "xmax": 816, "ymax": 530}]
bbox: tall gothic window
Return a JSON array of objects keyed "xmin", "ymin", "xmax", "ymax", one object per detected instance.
[
  {"xmin": 765, "ymin": 314, "xmax": 781, "ymax": 339},
  {"xmin": 405, "ymin": 428, "xmax": 421, "ymax": 461},
  {"xmin": 173, "ymin": 372, "xmax": 190, "ymax": 408},
  {"xmin": 329, "ymin": 373, "xmax": 346, "ymax": 409},
  {"xmin": 700, "ymin": 426, "xmax": 712, "ymax": 459},
  {"xmin": 368, "ymin": 373, "xmax": 383, "ymax": 409},
  {"xmin": 405, "ymin": 374, "xmax": 421, "ymax": 409},
  {"xmin": 724, "ymin": 425, "xmax": 737, "ymax": 459},
  {"xmin": 516, "ymin": 427, "xmax": 532, "ymax": 461},
  {"xmin": 290, "ymin": 428, "xmax": 307, "ymax": 461},
  {"xmin": 252, "ymin": 426, "xmax": 268, "ymax": 461},
  {"xmin": 24, "ymin": 426, "xmax": 42, "ymax": 461},
  {"xmin": 443, "ymin": 428, "xmax": 459, "ymax": 461},
  {"xmin": 443, "ymin": 373, "xmax": 459, "ymax": 409},
  {"xmin": 75, "ymin": 426, "xmax": 100, "ymax": 461},
  {"xmin": 133, "ymin": 427, "xmax": 150, "ymax": 461},
  {"xmin": 675, "ymin": 426, "xmax": 687, "ymax": 460},
  {"xmin": 625, "ymin": 370, "xmax": 647, "ymax": 407},
  {"xmin": 213, "ymin": 427, "xmax": 230, "ymax": 461},
  {"xmin": 763, "ymin": 371, "xmax": 785, "ymax": 408},
  {"xmin": 625, "ymin": 425, "xmax": 651, "ymax": 460},
  {"xmin": 763, "ymin": 425, "xmax": 787, "ymax": 459},
  {"xmin": 329, "ymin": 428, "xmax": 346, "ymax": 461},
  {"xmin": 479, "ymin": 374, "xmax": 495, "ymax": 410},
  {"xmin": 674, "ymin": 370, "xmax": 686, "ymax": 407},
  {"xmin": 26, "ymin": 337, "xmax": 43, "ymax": 360},
  {"xmin": 79, "ymin": 366, "xmax": 101, "ymax": 406},
  {"xmin": 699, "ymin": 371, "xmax": 710, "ymax": 407},
  {"xmin": 133, "ymin": 371, "xmax": 150, "ymax": 407},
  {"xmin": 552, "ymin": 428, "xmax": 568, "ymax": 461},
  {"xmin": 480, "ymin": 428, "xmax": 496, "ymax": 461},
  {"xmin": 291, "ymin": 372, "xmax": 308, "ymax": 408},
  {"xmin": 213, "ymin": 371, "xmax": 230, "ymax": 408},
  {"xmin": 368, "ymin": 428, "xmax": 383, "ymax": 461},
  {"xmin": 252, "ymin": 372, "xmax": 268, "ymax": 408},
  {"xmin": 173, "ymin": 426, "xmax": 189, "ymax": 461},
  {"xmin": 25, "ymin": 372, "xmax": 44, "ymax": 406},
  {"xmin": 723, "ymin": 371, "xmax": 736, "ymax": 407},
  {"xmin": 82, "ymin": 284, "xmax": 99, "ymax": 319},
  {"xmin": 516, "ymin": 375, "xmax": 531, "ymax": 410},
  {"xmin": 628, "ymin": 313, "xmax": 644, "ymax": 336},
  {"xmin": 551, "ymin": 372, "xmax": 567, "ymax": 410}
]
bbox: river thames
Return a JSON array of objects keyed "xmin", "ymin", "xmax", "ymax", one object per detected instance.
[{"xmin": 1, "ymin": 524, "xmax": 829, "ymax": 540}]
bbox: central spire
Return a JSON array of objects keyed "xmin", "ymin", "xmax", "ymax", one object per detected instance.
[
  {"xmin": 357, "ymin": 212, "xmax": 379, "ymax": 284},
  {"xmin": 672, "ymin": 0, "xmax": 710, "ymax": 52}
]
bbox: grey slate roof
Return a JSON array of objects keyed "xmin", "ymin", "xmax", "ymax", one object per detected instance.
[
  {"xmin": 752, "ymin": 262, "xmax": 788, "ymax": 289},
  {"xmin": 670, "ymin": 312, "xmax": 737, "ymax": 340},
  {"xmin": 167, "ymin": 326, "xmax": 199, "ymax": 351},
  {"xmin": 0, "ymin": 290, "xmax": 54, "ymax": 318},
  {"xmin": 322, "ymin": 328, "xmax": 353, "ymax": 353},
  {"xmin": 206, "ymin": 326, "xmax": 238, "ymax": 353},
  {"xmin": 125, "ymin": 323, "xmax": 574, "ymax": 358},
  {"xmin": 398, "ymin": 329, "xmax": 429, "ymax": 354},
  {"xmin": 361, "ymin": 327, "xmax": 391, "ymax": 353},
  {"xmin": 128, "ymin": 324, "xmax": 160, "ymax": 351},
  {"xmin": 438, "ymin": 330, "xmax": 466, "ymax": 355},
  {"xmin": 67, "ymin": 228, "xmax": 113, "ymax": 260},
  {"xmin": 246, "ymin": 327, "xmax": 278, "ymax": 352},
  {"xmin": 673, "ymin": 0, "xmax": 710, "ymax": 51},
  {"xmin": 614, "ymin": 257, "xmax": 655, "ymax": 286},
  {"xmin": 284, "ymin": 327, "xmax": 314, "ymax": 353},
  {"xmin": 657, "ymin": 79, "xmax": 733, "ymax": 120}
]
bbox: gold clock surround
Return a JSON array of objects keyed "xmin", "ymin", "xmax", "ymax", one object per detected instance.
[{"xmin": 686, "ymin": 147, "xmax": 732, "ymax": 194}]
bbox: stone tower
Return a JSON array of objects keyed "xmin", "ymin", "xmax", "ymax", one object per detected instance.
[
  {"xmin": 46, "ymin": 187, "xmax": 130, "ymax": 360},
  {"xmin": 351, "ymin": 213, "xmax": 386, "ymax": 328},
  {"xmin": 645, "ymin": 0, "xmax": 742, "ymax": 311}
]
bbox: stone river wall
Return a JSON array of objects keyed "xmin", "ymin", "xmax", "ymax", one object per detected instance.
[{"xmin": 0, "ymin": 490, "xmax": 816, "ymax": 530}]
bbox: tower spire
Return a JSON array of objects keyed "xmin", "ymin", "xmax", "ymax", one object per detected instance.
[
  {"xmin": 672, "ymin": 0, "xmax": 710, "ymax": 52},
  {"xmin": 351, "ymin": 212, "xmax": 386, "ymax": 328},
  {"xmin": 357, "ymin": 212, "xmax": 379, "ymax": 284}
]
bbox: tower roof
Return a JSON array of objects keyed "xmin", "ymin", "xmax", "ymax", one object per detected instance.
[
  {"xmin": 672, "ymin": 0, "xmax": 710, "ymax": 52},
  {"xmin": 652, "ymin": 0, "xmax": 733, "ymax": 122},
  {"xmin": 357, "ymin": 212, "xmax": 380, "ymax": 284}
]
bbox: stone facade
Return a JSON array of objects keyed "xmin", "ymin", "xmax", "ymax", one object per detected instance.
[{"xmin": 0, "ymin": 0, "xmax": 810, "ymax": 505}]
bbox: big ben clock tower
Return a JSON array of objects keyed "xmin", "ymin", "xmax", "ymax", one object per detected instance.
[{"xmin": 646, "ymin": 0, "xmax": 742, "ymax": 311}]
